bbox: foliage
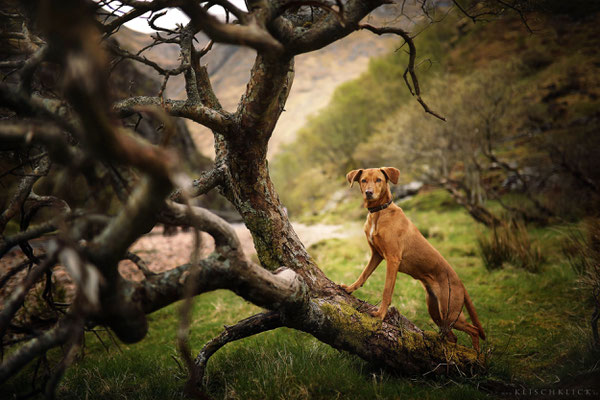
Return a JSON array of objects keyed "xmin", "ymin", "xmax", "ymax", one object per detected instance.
[{"xmin": 356, "ymin": 60, "xmax": 523, "ymax": 196}]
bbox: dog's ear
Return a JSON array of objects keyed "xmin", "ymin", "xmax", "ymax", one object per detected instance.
[
  {"xmin": 380, "ymin": 167, "xmax": 400, "ymax": 184},
  {"xmin": 346, "ymin": 169, "xmax": 363, "ymax": 188}
]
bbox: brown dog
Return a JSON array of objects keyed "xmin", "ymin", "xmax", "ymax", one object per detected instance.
[{"xmin": 341, "ymin": 167, "xmax": 486, "ymax": 351}]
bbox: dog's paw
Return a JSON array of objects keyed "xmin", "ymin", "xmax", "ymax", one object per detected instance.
[
  {"xmin": 370, "ymin": 308, "xmax": 386, "ymax": 320},
  {"xmin": 340, "ymin": 284, "xmax": 355, "ymax": 294}
]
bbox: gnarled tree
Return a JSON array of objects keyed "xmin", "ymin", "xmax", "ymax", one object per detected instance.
[{"xmin": 0, "ymin": 0, "xmax": 494, "ymax": 397}]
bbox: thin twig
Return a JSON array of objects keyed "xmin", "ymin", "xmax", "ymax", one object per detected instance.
[
  {"xmin": 124, "ymin": 252, "xmax": 156, "ymax": 277},
  {"xmin": 359, "ymin": 23, "xmax": 446, "ymax": 121},
  {"xmin": 0, "ymin": 248, "xmax": 59, "ymax": 340}
]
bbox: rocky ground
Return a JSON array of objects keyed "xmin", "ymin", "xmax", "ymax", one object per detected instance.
[
  {"xmin": 0, "ymin": 222, "xmax": 349, "ymax": 298},
  {"xmin": 118, "ymin": 222, "xmax": 349, "ymax": 280}
]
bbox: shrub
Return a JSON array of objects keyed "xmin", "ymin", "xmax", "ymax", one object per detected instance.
[
  {"xmin": 477, "ymin": 220, "xmax": 545, "ymax": 272},
  {"xmin": 562, "ymin": 218, "xmax": 600, "ymax": 347},
  {"xmin": 477, "ymin": 225, "xmax": 512, "ymax": 271}
]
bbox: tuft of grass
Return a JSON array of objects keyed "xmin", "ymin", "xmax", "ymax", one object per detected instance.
[
  {"xmin": 477, "ymin": 220, "xmax": 546, "ymax": 273},
  {"xmin": 477, "ymin": 226, "xmax": 512, "ymax": 271}
]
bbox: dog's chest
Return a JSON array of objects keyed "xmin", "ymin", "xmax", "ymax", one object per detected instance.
[{"xmin": 365, "ymin": 215, "xmax": 380, "ymax": 246}]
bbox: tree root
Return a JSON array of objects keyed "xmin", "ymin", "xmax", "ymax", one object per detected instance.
[{"xmin": 191, "ymin": 311, "xmax": 283, "ymax": 390}]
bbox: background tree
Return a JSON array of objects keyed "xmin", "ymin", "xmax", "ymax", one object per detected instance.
[
  {"xmin": 346, "ymin": 56, "xmax": 598, "ymax": 227},
  {"xmin": 355, "ymin": 63, "xmax": 524, "ymax": 226}
]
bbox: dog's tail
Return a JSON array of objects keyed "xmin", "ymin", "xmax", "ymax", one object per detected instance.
[{"xmin": 464, "ymin": 289, "xmax": 486, "ymax": 340}]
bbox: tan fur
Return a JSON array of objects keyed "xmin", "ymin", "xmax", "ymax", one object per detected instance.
[{"xmin": 341, "ymin": 167, "xmax": 486, "ymax": 351}]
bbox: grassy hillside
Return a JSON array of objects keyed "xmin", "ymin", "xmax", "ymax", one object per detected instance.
[
  {"xmin": 114, "ymin": 24, "xmax": 397, "ymax": 159},
  {"xmin": 271, "ymin": 10, "xmax": 600, "ymax": 221}
]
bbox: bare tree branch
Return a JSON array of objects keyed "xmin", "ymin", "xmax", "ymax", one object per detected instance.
[
  {"xmin": 101, "ymin": 0, "xmax": 185, "ymax": 35},
  {"xmin": 43, "ymin": 320, "xmax": 84, "ymax": 399},
  {"xmin": 17, "ymin": 44, "xmax": 49, "ymax": 94},
  {"xmin": 0, "ymin": 248, "xmax": 58, "ymax": 340},
  {"xmin": 113, "ymin": 96, "xmax": 234, "ymax": 133},
  {"xmin": 192, "ymin": 311, "xmax": 282, "ymax": 387},
  {"xmin": 140, "ymin": 257, "xmax": 308, "ymax": 315},
  {"xmin": 170, "ymin": 166, "xmax": 225, "ymax": 202},
  {"xmin": 180, "ymin": 0, "xmax": 284, "ymax": 54},
  {"xmin": 359, "ymin": 23, "xmax": 446, "ymax": 121},
  {"xmin": 276, "ymin": 0, "xmax": 385, "ymax": 55},
  {"xmin": 0, "ymin": 155, "xmax": 51, "ymax": 234},
  {"xmin": 107, "ymin": 41, "xmax": 187, "ymax": 76},
  {"xmin": 124, "ymin": 252, "xmax": 156, "ymax": 277},
  {"xmin": 0, "ymin": 85, "xmax": 79, "ymax": 136},
  {"xmin": 0, "ymin": 316, "xmax": 73, "ymax": 384},
  {"xmin": 237, "ymin": 54, "xmax": 295, "ymax": 142}
]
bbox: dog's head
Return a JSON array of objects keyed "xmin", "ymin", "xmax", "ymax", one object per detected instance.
[{"xmin": 346, "ymin": 167, "xmax": 400, "ymax": 202}]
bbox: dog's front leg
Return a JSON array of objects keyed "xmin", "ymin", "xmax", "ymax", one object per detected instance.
[
  {"xmin": 371, "ymin": 257, "xmax": 401, "ymax": 320},
  {"xmin": 341, "ymin": 247, "xmax": 383, "ymax": 294}
]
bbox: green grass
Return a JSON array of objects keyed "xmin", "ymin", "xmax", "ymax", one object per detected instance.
[{"xmin": 5, "ymin": 190, "xmax": 596, "ymax": 399}]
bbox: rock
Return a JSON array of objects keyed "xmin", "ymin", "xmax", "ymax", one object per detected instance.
[{"xmin": 392, "ymin": 181, "xmax": 424, "ymax": 200}]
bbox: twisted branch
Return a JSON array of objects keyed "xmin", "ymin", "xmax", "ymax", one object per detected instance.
[
  {"xmin": 359, "ymin": 23, "xmax": 446, "ymax": 121},
  {"xmin": 192, "ymin": 311, "xmax": 282, "ymax": 387}
]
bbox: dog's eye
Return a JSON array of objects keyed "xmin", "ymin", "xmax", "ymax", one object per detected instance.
[
  {"xmin": 361, "ymin": 179, "xmax": 367, "ymax": 183},
  {"xmin": 376, "ymin": 178, "xmax": 382, "ymax": 182}
]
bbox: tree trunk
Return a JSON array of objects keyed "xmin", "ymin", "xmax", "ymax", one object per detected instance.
[
  {"xmin": 215, "ymin": 156, "xmax": 484, "ymax": 376},
  {"xmin": 441, "ymin": 179, "xmax": 501, "ymax": 227},
  {"xmin": 207, "ymin": 53, "xmax": 484, "ymax": 377}
]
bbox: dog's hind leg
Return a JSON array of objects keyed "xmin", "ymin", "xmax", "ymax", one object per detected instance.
[
  {"xmin": 453, "ymin": 313, "xmax": 481, "ymax": 352},
  {"xmin": 426, "ymin": 283, "xmax": 457, "ymax": 343},
  {"xmin": 424, "ymin": 284, "xmax": 442, "ymax": 326},
  {"xmin": 434, "ymin": 276, "xmax": 464, "ymax": 341}
]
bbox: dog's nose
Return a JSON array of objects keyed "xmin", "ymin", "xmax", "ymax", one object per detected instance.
[{"xmin": 365, "ymin": 189, "xmax": 374, "ymax": 199}]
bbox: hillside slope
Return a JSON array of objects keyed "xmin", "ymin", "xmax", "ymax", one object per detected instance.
[
  {"xmin": 113, "ymin": 23, "xmax": 398, "ymax": 157},
  {"xmin": 271, "ymin": 9, "xmax": 600, "ymax": 220}
]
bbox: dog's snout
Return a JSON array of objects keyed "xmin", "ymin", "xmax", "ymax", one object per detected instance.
[{"xmin": 365, "ymin": 189, "xmax": 374, "ymax": 199}]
